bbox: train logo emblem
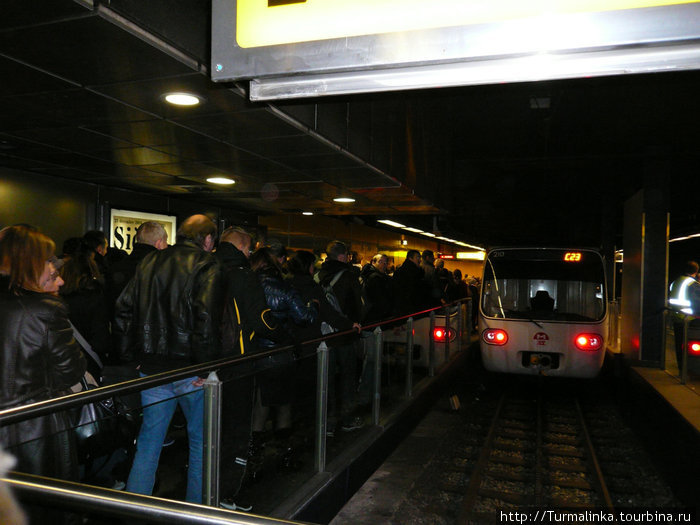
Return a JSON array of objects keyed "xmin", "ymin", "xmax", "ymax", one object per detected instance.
[{"xmin": 533, "ymin": 332, "xmax": 549, "ymax": 346}]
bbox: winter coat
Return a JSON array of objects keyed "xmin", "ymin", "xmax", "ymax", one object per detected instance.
[
  {"xmin": 216, "ymin": 242, "xmax": 280, "ymax": 355},
  {"xmin": 360, "ymin": 264, "xmax": 393, "ymax": 324},
  {"xmin": 287, "ymin": 273, "xmax": 353, "ymax": 349},
  {"xmin": 0, "ymin": 276, "xmax": 86, "ymax": 479},
  {"xmin": 256, "ymin": 268, "xmax": 317, "ymax": 349},
  {"xmin": 317, "ymin": 259, "xmax": 363, "ymax": 324},
  {"xmin": 113, "ymin": 240, "xmax": 224, "ymax": 374},
  {"xmin": 391, "ymin": 258, "xmax": 426, "ymax": 317}
]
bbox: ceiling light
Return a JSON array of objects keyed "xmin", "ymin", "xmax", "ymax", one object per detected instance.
[
  {"xmin": 378, "ymin": 219, "xmax": 406, "ymax": 228},
  {"xmin": 333, "ymin": 197, "xmax": 355, "ymax": 203},
  {"xmin": 302, "ymin": 211, "xmax": 314, "ymax": 216},
  {"xmin": 420, "ymin": 232, "xmax": 436, "ymax": 237},
  {"xmin": 164, "ymin": 92, "xmax": 202, "ymax": 106},
  {"xmin": 402, "ymin": 227, "xmax": 424, "ymax": 233},
  {"xmin": 206, "ymin": 177, "xmax": 235, "ymax": 185}
]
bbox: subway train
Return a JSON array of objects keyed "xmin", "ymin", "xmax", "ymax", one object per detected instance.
[{"xmin": 479, "ymin": 247, "xmax": 608, "ymax": 378}]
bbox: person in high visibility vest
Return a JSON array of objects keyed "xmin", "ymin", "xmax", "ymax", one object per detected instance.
[{"xmin": 669, "ymin": 260, "xmax": 700, "ymax": 368}]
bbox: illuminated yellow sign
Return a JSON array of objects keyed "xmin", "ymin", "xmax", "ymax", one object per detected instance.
[
  {"xmin": 564, "ymin": 252, "xmax": 582, "ymax": 262},
  {"xmin": 236, "ymin": 0, "xmax": 697, "ymax": 48},
  {"xmin": 110, "ymin": 209, "xmax": 176, "ymax": 254}
]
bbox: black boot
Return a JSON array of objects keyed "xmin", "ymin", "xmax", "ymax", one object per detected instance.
[
  {"xmin": 274, "ymin": 428, "xmax": 301, "ymax": 472},
  {"xmin": 246, "ymin": 431, "xmax": 266, "ymax": 483}
]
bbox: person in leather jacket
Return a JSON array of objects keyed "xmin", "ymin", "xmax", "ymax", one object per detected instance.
[
  {"xmin": 113, "ymin": 214, "xmax": 223, "ymax": 504},
  {"xmin": 0, "ymin": 225, "xmax": 86, "ymax": 523}
]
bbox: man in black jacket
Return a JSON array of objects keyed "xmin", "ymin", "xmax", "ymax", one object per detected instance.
[
  {"xmin": 114, "ymin": 214, "xmax": 223, "ymax": 504},
  {"xmin": 109, "ymin": 221, "xmax": 168, "ymax": 309},
  {"xmin": 215, "ymin": 226, "xmax": 280, "ymax": 510},
  {"xmin": 317, "ymin": 240, "xmax": 364, "ymax": 434},
  {"xmin": 358, "ymin": 253, "xmax": 392, "ymax": 405},
  {"xmin": 392, "ymin": 249, "xmax": 425, "ymax": 317}
]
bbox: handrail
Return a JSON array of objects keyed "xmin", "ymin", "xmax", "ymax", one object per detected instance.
[
  {"xmin": 2, "ymin": 471, "xmax": 306, "ymax": 525},
  {"xmin": 0, "ymin": 299, "xmax": 467, "ymax": 427}
]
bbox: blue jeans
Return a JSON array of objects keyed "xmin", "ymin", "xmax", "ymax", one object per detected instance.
[{"xmin": 126, "ymin": 375, "xmax": 204, "ymax": 503}]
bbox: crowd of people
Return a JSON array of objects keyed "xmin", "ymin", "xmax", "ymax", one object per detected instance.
[{"xmin": 0, "ymin": 215, "xmax": 477, "ymax": 518}]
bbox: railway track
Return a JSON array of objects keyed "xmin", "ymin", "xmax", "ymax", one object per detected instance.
[{"xmin": 457, "ymin": 389, "xmax": 615, "ymax": 524}]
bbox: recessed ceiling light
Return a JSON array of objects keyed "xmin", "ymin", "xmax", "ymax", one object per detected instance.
[
  {"xmin": 206, "ymin": 177, "xmax": 235, "ymax": 185},
  {"xmin": 302, "ymin": 211, "xmax": 314, "ymax": 216},
  {"xmin": 164, "ymin": 92, "xmax": 202, "ymax": 106},
  {"xmin": 378, "ymin": 219, "xmax": 406, "ymax": 228},
  {"xmin": 333, "ymin": 197, "xmax": 355, "ymax": 203}
]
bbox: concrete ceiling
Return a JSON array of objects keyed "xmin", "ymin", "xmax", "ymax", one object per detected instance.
[{"xmin": 2, "ymin": 0, "xmax": 699, "ymax": 249}]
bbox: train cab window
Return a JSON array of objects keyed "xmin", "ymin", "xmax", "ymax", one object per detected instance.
[{"xmin": 481, "ymin": 248, "xmax": 606, "ymax": 322}]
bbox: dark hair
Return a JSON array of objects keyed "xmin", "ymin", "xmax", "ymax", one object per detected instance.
[
  {"xmin": 176, "ymin": 214, "xmax": 217, "ymax": 249},
  {"xmin": 83, "ymin": 230, "xmax": 107, "ymax": 251},
  {"xmin": 60, "ymin": 243, "xmax": 102, "ymax": 295},
  {"xmin": 326, "ymin": 240, "xmax": 348, "ymax": 260},
  {"xmin": 0, "ymin": 224, "xmax": 56, "ymax": 293},
  {"xmin": 453, "ymin": 269, "xmax": 462, "ymax": 280},
  {"xmin": 422, "ymin": 249, "xmax": 434, "ymax": 260},
  {"xmin": 268, "ymin": 240, "xmax": 288, "ymax": 260},
  {"xmin": 250, "ymin": 247, "xmax": 282, "ymax": 279},
  {"xmin": 406, "ymin": 249, "xmax": 421, "ymax": 260},
  {"xmin": 288, "ymin": 250, "xmax": 317, "ymax": 276}
]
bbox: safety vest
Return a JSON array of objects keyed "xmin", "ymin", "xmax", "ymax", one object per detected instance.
[{"xmin": 669, "ymin": 276, "xmax": 697, "ymax": 315}]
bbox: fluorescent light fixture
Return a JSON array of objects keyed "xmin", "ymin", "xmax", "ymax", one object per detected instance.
[
  {"xmin": 402, "ymin": 227, "xmax": 424, "ymax": 233},
  {"xmin": 670, "ymin": 232, "xmax": 700, "ymax": 242},
  {"xmin": 333, "ymin": 197, "xmax": 356, "ymax": 203},
  {"xmin": 456, "ymin": 251, "xmax": 486, "ymax": 261},
  {"xmin": 206, "ymin": 177, "xmax": 235, "ymax": 185},
  {"xmin": 302, "ymin": 211, "xmax": 314, "ymax": 216},
  {"xmin": 378, "ymin": 219, "xmax": 406, "ymax": 228},
  {"xmin": 420, "ymin": 232, "xmax": 436, "ymax": 238},
  {"xmin": 164, "ymin": 92, "xmax": 202, "ymax": 106}
]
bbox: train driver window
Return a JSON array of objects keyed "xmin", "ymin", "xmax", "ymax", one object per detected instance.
[{"xmin": 530, "ymin": 290, "xmax": 555, "ymax": 312}]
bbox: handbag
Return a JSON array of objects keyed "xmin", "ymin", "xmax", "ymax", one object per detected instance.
[{"xmin": 69, "ymin": 324, "xmax": 135, "ymax": 462}]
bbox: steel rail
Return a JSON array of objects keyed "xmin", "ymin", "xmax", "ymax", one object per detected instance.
[
  {"xmin": 456, "ymin": 390, "xmax": 508, "ymax": 524},
  {"xmin": 574, "ymin": 398, "xmax": 616, "ymax": 514}
]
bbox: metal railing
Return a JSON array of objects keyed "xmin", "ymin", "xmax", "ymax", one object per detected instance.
[{"xmin": 1, "ymin": 297, "xmax": 472, "ymax": 523}]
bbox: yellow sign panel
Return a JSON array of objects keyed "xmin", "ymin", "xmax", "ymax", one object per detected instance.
[
  {"xmin": 110, "ymin": 209, "xmax": 176, "ymax": 254},
  {"xmin": 236, "ymin": 0, "xmax": 697, "ymax": 48}
]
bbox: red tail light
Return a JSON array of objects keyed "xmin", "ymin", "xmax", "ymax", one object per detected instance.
[
  {"xmin": 482, "ymin": 329, "xmax": 508, "ymax": 346},
  {"xmin": 689, "ymin": 341, "xmax": 700, "ymax": 355},
  {"xmin": 575, "ymin": 333, "xmax": 603, "ymax": 351},
  {"xmin": 433, "ymin": 327, "xmax": 456, "ymax": 342}
]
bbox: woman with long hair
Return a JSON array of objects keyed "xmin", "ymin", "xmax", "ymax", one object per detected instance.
[
  {"xmin": 60, "ymin": 239, "xmax": 111, "ymax": 371},
  {"xmin": 0, "ymin": 225, "xmax": 86, "ymax": 523}
]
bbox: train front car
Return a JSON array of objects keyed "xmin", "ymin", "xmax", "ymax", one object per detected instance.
[{"xmin": 479, "ymin": 248, "xmax": 608, "ymax": 378}]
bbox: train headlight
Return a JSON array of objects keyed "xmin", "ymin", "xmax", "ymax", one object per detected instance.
[
  {"xmin": 574, "ymin": 333, "xmax": 603, "ymax": 351},
  {"xmin": 689, "ymin": 341, "xmax": 700, "ymax": 355},
  {"xmin": 433, "ymin": 327, "xmax": 456, "ymax": 343},
  {"xmin": 482, "ymin": 329, "xmax": 508, "ymax": 346}
]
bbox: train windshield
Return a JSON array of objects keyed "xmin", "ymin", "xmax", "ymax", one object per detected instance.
[{"xmin": 481, "ymin": 249, "xmax": 606, "ymax": 322}]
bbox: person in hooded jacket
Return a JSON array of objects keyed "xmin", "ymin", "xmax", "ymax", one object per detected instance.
[
  {"xmin": 249, "ymin": 247, "xmax": 317, "ymax": 475},
  {"xmin": 0, "ymin": 225, "xmax": 86, "ymax": 524}
]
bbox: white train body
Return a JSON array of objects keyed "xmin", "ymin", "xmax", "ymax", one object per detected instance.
[{"xmin": 479, "ymin": 247, "xmax": 608, "ymax": 378}]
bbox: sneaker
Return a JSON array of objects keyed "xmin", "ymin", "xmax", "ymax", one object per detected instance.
[
  {"xmin": 163, "ymin": 434, "xmax": 175, "ymax": 447},
  {"xmin": 220, "ymin": 499, "xmax": 253, "ymax": 512},
  {"xmin": 341, "ymin": 417, "xmax": 365, "ymax": 432}
]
